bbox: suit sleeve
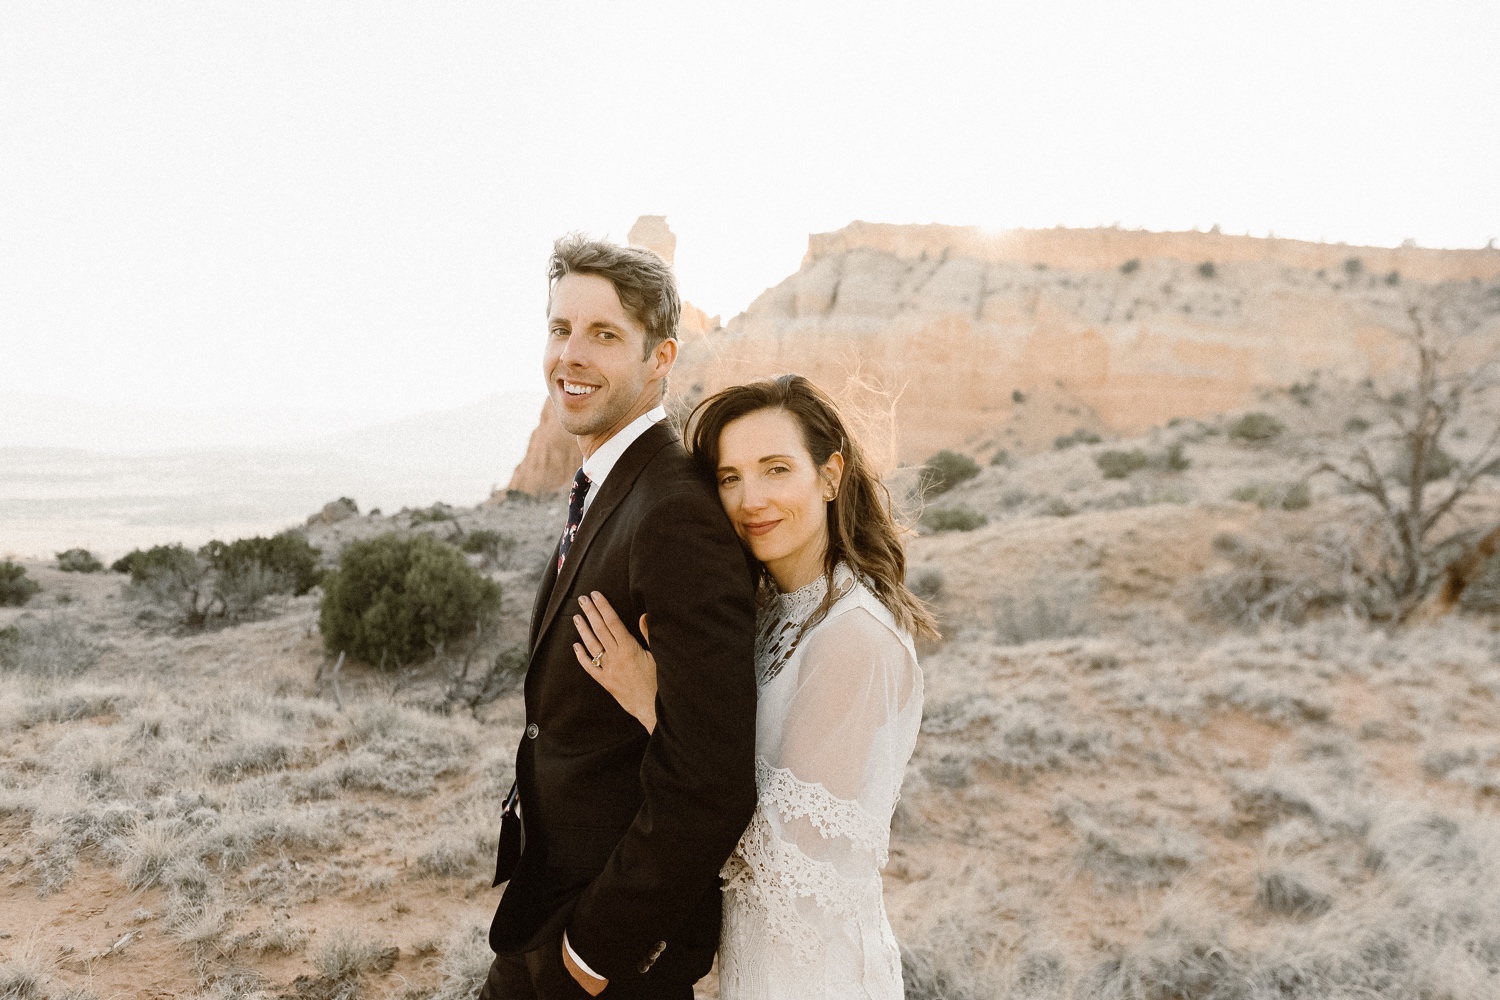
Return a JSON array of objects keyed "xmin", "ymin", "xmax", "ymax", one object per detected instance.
[{"xmin": 565, "ymin": 486, "xmax": 758, "ymax": 979}]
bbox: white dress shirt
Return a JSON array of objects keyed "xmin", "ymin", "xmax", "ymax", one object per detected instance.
[
  {"xmin": 577, "ymin": 404, "xmax": 667, "ymax": 523},
  {"xmin": 563, "ymin": 402, "xmax": 666, "ymax": 984}
]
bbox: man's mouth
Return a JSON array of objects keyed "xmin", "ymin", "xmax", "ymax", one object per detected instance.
[{"xmin": 560, "ymin": 380, "xmax": 598, "ymax": 397}]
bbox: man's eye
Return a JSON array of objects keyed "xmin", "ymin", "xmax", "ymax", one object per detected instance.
[
  {"xmin": 598, "ymin": 330, "xmax": 617, "ymax": 341},
  {"xmin": 550, "ymin": 327, "xmax": 568, "ymax": 338}
]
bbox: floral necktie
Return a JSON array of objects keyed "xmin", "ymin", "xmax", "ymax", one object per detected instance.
[{"xmin": 557, "ymin": 467, "xmax": 591, "ymax": 570}]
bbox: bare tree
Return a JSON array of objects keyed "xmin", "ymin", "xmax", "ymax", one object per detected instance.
[{"xmin": 1316, "ymin": 305, "xmax": 1500, "ymax": 620}]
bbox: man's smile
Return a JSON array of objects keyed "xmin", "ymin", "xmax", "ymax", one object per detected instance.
[{"xmin": 560, "ymin": 379, "xmax": 600, "ymax": 397}]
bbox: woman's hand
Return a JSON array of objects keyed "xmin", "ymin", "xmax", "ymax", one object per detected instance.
[{"xmin": 573, "ymin": 592, "xmax": 658, "ymax": 734}]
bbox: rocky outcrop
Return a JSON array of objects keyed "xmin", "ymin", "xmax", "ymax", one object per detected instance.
[
  {"xmin": 504, "ymin": 400, "xmax": 578, "ymax": 496},
  {"xmin": 306, "ymin": 497, "xmax": 359, "ymax": 526},
  {"xmin": 628, "ymin": 215, "xmax": 677, "ymax": 266},
  {"xmin": 507, "ymin": 222, "xmax": 1500, "ymax": 494}
]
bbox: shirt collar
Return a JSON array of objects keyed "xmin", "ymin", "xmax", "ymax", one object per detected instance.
[{"xmin": 581, "ymin": 404, "xmax": 667, "ymax": 491}]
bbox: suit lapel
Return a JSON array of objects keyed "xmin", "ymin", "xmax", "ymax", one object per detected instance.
[
  {"xmin": 529, "ymin": 538, "xmax": 562, "ymax": 652},
  {"xmin": 531, "ymin": 421, "xmax": 679, "ymax": 656}
]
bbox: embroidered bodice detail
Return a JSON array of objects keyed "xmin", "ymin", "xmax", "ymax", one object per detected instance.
[
  {"xmin": 719, "ymin": 564, "xmax": 924, "ymax": 1000},
  {"xmin": 754, "ymin": 572, "xmax": 854, "ymax": 689}
]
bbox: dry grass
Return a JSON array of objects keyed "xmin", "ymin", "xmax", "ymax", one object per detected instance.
[{"xmin": 3, "ymin": 412, "xmax": 1499, "ymax": 998}]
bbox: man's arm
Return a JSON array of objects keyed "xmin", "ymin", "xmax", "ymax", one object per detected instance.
[{"xmin": 564, "ymin": 487, "xmax": 758, "ymax": 980}]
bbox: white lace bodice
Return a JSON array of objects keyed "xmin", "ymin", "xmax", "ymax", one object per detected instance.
[{"xmin": 719, "ymin": 565, "xmax": 923, "ymax": 1000}]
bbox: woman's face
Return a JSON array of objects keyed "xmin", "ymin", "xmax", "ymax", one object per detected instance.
[{"xmin": 714, "ymin": 407, "xmax": 843, "ymax": 592}]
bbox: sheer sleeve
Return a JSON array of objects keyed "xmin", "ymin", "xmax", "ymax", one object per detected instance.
[
  {"xmin": 773, "ymin": 606, "xmax": 917, "ymax": 853},
  {"xmin": 721, "ymin": 602, "xmax": 919, "ymax": 976}
]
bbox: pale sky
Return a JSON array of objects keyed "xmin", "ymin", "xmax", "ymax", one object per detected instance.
[{"xmin": 3, "ymin": 1, "xmax": 1497, "ymax": 444}]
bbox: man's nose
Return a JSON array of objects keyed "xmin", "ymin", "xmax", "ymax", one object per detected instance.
[{"xmin": 557, "ymin": 333, "xmax": 589, "ymax": 368}]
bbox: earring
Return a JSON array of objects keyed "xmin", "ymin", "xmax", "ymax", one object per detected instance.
[{"xmin": 824, "ymin": 488, "xmax": 838, "ymax": 502}]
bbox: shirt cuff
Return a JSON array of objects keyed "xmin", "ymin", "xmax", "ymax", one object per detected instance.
[{"xmin": 563, "ymin": 930, "xmax": 606, "ymax": 982}]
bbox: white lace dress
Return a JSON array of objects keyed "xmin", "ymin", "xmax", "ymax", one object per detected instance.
[{"xmin": 718, "ymin": 564, "xmax": 923, "ymax": 1000}]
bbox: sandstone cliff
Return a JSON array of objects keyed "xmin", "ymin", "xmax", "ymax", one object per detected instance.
[{"xmin": 504, "ymin": 222, "xmax": 1500, "ymax": 495}]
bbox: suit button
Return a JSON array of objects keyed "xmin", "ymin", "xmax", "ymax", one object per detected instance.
[{"xmin": 526, "ymin": 723, "xmax": 539, "ymax": 739}]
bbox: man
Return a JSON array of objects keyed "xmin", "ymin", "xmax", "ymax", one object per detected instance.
[{"xmin": 482, "ymin": 235, "xmax": 758, "ymax": 998}]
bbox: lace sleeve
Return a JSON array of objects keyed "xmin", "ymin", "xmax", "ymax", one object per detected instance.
[
  {"xmin": 721, "ymin": 605, "xmax": 918, "ymax": 977},
  {"xmin": 725, "ymin": 606, "xmax": 916, "ymax": 895}
]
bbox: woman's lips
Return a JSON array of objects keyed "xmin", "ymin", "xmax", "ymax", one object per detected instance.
[{"xmin": 743, "ymin": 519, "xmax": 780, "ymax": 538}]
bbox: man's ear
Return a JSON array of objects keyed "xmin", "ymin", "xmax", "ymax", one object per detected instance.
[{"xmin": 650, "ymin": 337, "xmax": 679, "ymax": 381}]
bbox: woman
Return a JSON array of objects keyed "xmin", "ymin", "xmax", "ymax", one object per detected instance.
[{"xmin": 569, "ymin": 374, "xmax": 936, "ymax": 999}]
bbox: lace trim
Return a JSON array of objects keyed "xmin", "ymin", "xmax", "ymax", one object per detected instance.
[
  {"xmin": 755, "ymin": 757, "xmax": 890, "ymax": 865},
  {"xmin": 721, "ymin": 810, "xmax": 880, "ymax": 965},
  {"xmin": 719, "ymin": 758, "xmax": 890, "ymax": 965},
  {"xmin": 779, "ymin": 574, "xmax": 828, "ymax": 618}
]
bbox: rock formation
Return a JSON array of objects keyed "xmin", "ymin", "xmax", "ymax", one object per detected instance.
[
  {"xmin": 628, "ymin": 215, "xmax": 677, "ymax": 266},
  {"xmin": 505, "ymin": 221, "xmax": 1500, "ymax": 495}
]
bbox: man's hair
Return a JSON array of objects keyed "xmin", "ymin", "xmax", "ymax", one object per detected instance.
[{"xmin": 548, "ymin": 234, "xmax": 681, "ymax": 357}]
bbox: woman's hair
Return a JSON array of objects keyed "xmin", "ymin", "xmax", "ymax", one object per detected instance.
[{"xmin": 686, "ymin": 374, "xmax": 939, "ymax": 639}]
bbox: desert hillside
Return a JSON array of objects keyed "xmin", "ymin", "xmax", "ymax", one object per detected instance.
[
  {"xmin": 3, "ymin": 373, "xmax": 1499, "ymax": 999},
  {"xmin": 508, "ymin": 221, "xmax": 1500, "ymax": 493}
]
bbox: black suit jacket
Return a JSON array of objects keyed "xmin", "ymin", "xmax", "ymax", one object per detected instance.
[{"xmin": 489, "ymin": 421, "xmax": 758, "ymax": 986}]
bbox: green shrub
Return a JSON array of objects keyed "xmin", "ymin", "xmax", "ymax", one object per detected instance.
[
  {"xmin": 1284, "ymin": 484, "xmax": 1311, "ymax": 511},
  {"xmin": 1344, "ymin": 256, "xmax": 1363, "ymax": 278},
  {"xmin": 1228, "ymin": 412, "xmax": 1285, "ymax": 443},
  {"xmin": 1288, "ymin": 381, "xmax": 1317, "ymax": 407},
  {"xmin": 1384, "ymin": 270, "xmax": 1400, "ymax": 286},
  {"xmin": 921, "ymin": 506, "xmax": 988, "ymax": 533},
  {"xmin": 1096, "ymin": 449, "xmax": 1149, "ymax": 479},
  {"xmin": 56, "ymin": 548, "xmax": 104, "ymax": 573},
  {"xmin": 1231, "ymin": 482, "xmax": 1312, "ymax": 511},
  {"xmin": 1054, "ymin": 428, "xmax": 1102, "ymax": 450},
  {"xmin": 320, "ymin": 533, "xmax": 501, "ymax": 669},
  {"xmin": 1198, "ymin": 261, "xmax": 1216, "ymax": 279},
  {"xmin": 1163, "ymin": 441, "xmax": 1192, "ymax": 471},
  {"xmin": 1392, "ymin": 443, "xmax": 1459, "ymax": 486},
  {"xmin": 200, "ymin": 531, "xmax": 322, "ymax": 596},
  {"xmin": 118, "ymin": 537, "xmax": 311, "ymax": 627},
  {"xmin": 1011, "ymin": 389, "xmax": 1027, "ymax": 404},
  {"xmin": 1120, "ymin": 258, "xmax": 1140, "ymax": 274},
  {"xmin": 1344, "ymin": 416, "xmax": 1371, "ymax": 434},
  {"xmin": 989, "ymin": 449, "xmax": 1010, "ymax": 467},
  {"xmin": 408, "ymin": 502, "xmax": 457, "ymax": 526},
  {"xmin": 459, "ymin": 529, "xmax": 517, "ymax": 568},
  {"xmin": 118, "ymin": 544, "xmax": 218, "ymax": 627},
  {"xmin": 113, "ymin": 543, "xmax": 196, "ymax": 582},
  {"xmin": 0, "ymin": 562, "xmax": 42, "ymax": 607},
  {"xmin": 918, "ymin": 451, "xmax": 981, "ymax": 497}
]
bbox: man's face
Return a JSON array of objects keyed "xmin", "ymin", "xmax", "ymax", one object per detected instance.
[{"xmin": 544, "ymin": 272, "xmax": 674, "ymax": 456}]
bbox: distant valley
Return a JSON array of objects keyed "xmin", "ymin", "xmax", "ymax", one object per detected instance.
[{"xmin": 0, "ymin": 390, "xmax": 544, "ymax": 559}]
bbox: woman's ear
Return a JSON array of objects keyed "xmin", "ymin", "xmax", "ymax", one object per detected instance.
[{"xmin": 823, "ymin": 452, "xmax": 845, "ymax": 497}]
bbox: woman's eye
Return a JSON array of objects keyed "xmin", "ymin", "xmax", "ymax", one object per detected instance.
[
  {"xmin": 719, "ymin": 476, "xmax": 739, "ymax": 487},
  {"xmin": 768, "ymin": 466, "xmax": 788, "ymax": 475}
]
